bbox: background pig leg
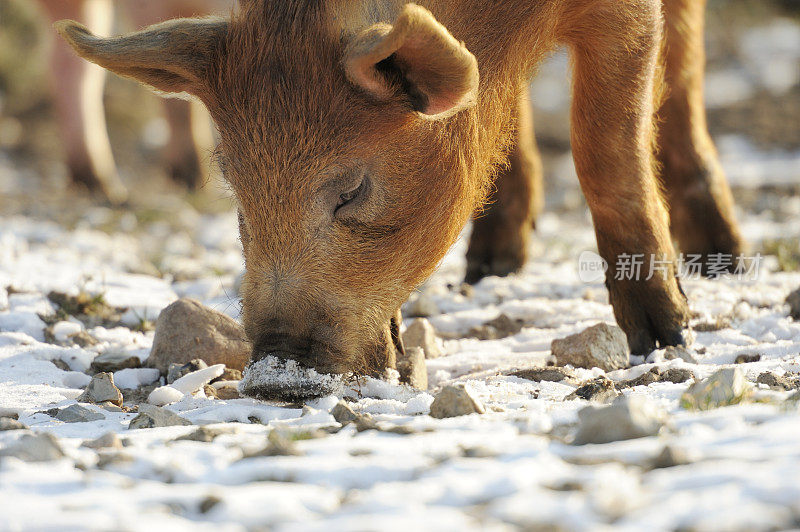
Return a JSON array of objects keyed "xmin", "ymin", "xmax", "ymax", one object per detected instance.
[
  {"xmin": 162, "ymin": 99, "xmax": 204, "ymax": 190},
  {"xmin": 657, "ymin": 0, "xmax": 744, "ymax": 270},
  {"xmin": 567, "ymin": 0, "xmax": 689, "ymax": 355},
  {"xmin": 127, "ymin": 0, "xmax": 222, "ymax": 190},
  {"xmin": 465, "ymin": 89, "xmax": 543, "ymax": 284},
  {"xmin": 40, "ymin": 0, "xmax": 127, "ymax": 204}
]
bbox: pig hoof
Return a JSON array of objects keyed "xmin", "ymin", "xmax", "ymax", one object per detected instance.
[
  {"xmin": 464, "ymin": 255, "xmax": 524, "ymax": 285},
  {"xmin": 607, "ymin": 277, "xmax": 690, "ymax": 357}
]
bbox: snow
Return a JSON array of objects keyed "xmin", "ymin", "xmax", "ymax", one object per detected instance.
[{"xmin": 1, "ymin": 17, "xmax": 799, "ymax": 532}]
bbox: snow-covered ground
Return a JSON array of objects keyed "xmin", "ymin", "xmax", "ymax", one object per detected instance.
[
  {"xmin": 1, "ymin": 15, "xmax": 800, "ymax": 532},
  {"xmin": 2, "ymin": 171, "xmax": 800, "ymax": 530}
]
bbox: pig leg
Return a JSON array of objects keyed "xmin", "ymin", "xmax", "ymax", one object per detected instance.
[
  {"xmin": 567, "ymin": 0, "xmax": 689, "ymax": 355},
  {"xmin": 465, "ymin": 88, "xmax": 543, "ymax": 284},
  {"xmin": 657, "ymin": 0, "xmax": 744, "ymax": 270},
  {"xmin": 163, "ymin": 99, "xmax": 203, "ymax": 190},
  {"xmin": 40, "ymin": 0, "xmax": 127, "ymax": 204}
]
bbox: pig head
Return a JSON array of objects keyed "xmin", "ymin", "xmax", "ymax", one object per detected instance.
[{"xmin": 56, "ymin": 3, "xmax": 496, "ymax": 375}]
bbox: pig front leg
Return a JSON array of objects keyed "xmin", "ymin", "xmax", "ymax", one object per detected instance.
[
  {"xmin": 466, "ymin": 88, "xmax": 543, "ymax": 284},
  {"xmin": 567, "ymin": 0, "xmax": 690, "ymax": 355}
]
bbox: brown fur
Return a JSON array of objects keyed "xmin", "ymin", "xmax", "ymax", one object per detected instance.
[{"xmin": 57, "ymin": 0, "xmax": 727, "ymax": 369}]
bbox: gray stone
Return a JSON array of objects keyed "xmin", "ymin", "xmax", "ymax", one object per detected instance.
[
  {"xmin": 82, "ymin": 432, "xmax": 123, "ymax": 449},
  {"xmin": 55, "ymin": 404, "xmax": 105, "ymax": 423},
  {"xmin": 397, "ymin": 347, "xmax": 428, "ymax": 390},
  {"xmin": 511, "ymin": 367, "xmax": 575, "ymax": 383},
  {"xmin": 468, "ymin": 314, "xmax": 524, "ymax": 340},
  {"xmin": 167, "ymin": 359, "xmax": 208, "ymax": 384},
  {"xmin": 402, "ymin": 318, "xmax": 442, "ymax": 359},
  {"xmin": 551, "ymin": 323, "xmax": 629, "ymax": 371},
  {"xmin": 128, "ymin": 404, "xmax": 192, "ymax": 429},
  {"xmin": 664, "ymin": 345, "xmax": 698, "ymax": 364},
  {"xmin": 0, "ymin": 417, "xmax": 27, "ymax": 431},
  {"xmin": 0, "ymin": 433, "xmax": 64, "ymax": 462},
  {"xmin": 90, "ymin": 351, "xmax": 141, "ymax": 373},
  {"xmin": 79, "ymin": 372, "xmax": 123, "ymax": 407},
  {"xmin": 430, "ymin": 384, "xmax": 485, "ymax": 419},
  {"xmin": 242, "ymin": 431, "xmax": 301, "ymax": 458},
  {"xmin": 574, "ymin": 395, "xmax": 665, "ymax": 445},
  {"xmin": 681, "ymin": 368, "xmax": 752, "ymax": 410},
  {"xmin": 651, "ymin": 445, "xmax": 691, "ymax": 469},
  {"xmin": 787, "ymin": 287, "xmax": 800, "ymax": 320},
  {"xmin": 331, "ymin": 400, "xmax": 358, "ymax": 425},
  {"xmin": 617, "ymin": 367, "xmax": 661, "ymax": 389},
  {"xmin": 661, "ymin": 368, "xmax": 694, "ymax": 384},
  {"xmin": 565, "ymin": 376, "xmax": 620, "ymax": 403},
  {"xmin": 149, "ymin": 298, "xmax": 251, "ymax": 373},
  {"xmin": 176, "ymin": 427, "xmax": 224, "ymax": 442},
  {"xmin": 734, "ymin": 353, "xmax": 761, "ymax": 364},
  {"xmin": 756, "ymin": 371, "xmax": 795, "ymax": 390}
]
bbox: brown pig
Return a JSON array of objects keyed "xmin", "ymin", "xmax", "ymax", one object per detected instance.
[{"xmin": 55, "ymin": 0, "xmax": 743, "ymax": 373}]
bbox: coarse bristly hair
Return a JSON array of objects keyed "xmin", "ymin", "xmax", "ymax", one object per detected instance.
[{"xmin": 56, "ymin": 0, "xmax": 717, "ymax": 370}]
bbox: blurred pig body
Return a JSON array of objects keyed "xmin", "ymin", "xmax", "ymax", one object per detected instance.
[{"xmin": 38, "ymin": 0, "xmax": 230, "ymax": 203}]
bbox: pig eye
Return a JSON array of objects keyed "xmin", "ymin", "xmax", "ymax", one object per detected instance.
[{"xmin": 335, "ymin": 178, "xmax": 365, "ymax": 214}]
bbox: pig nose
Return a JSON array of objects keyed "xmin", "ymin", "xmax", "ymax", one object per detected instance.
[{"xmin": 252, "ymin": 332, "xmax": 339, "ymax": 372}]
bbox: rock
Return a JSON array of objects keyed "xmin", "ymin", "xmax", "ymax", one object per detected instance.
[
  {"xmin": 147, "ymin": 385, "xmax": 185, "ymax": 406},
  {"xmin": 681, "ymin": 367, "xmax": 752, "ymax": 410},
  {"xmin": 406, "ymin": 293, "xmax": 438, "ymax": 318},
  {"xmin": 113, "ymin": 368, "xmax": 161, "ymax": 389},
  {"xmin": 429, "ymin": 384, "xmax": 485, "ymax": 418},
  {"xmin": 756, "ymin": 371, "xmax": 795, "ymax": 390},
  {"xmin": 68, "ymin": 330, "xmax": 98, "ymax": 348},
  {"xmin": 213, "ymin": 367, "xmax": 242, "ymax": 383},
  {"xmin": 238, "ymin": 355, "xmax": 345, "ymax": 401},
  {"xmin": 651, "ymin": 445, "xmax": 691, "ymax": 469},
  {"xmin": 128, "ymin": 404, "xmax": 192, "ymax": 429},
  {"xmin": 0, "ymin": 433, "xmax": 64, "ymax": 462},
  {"xmin": 468, "ymin": 314, "xmax": 524, "ymax": 340},
  {"xmin": 176, "ymin": 427, "xmax": 224, "ymax": 442},
  {"xmin": 331, "ymin": 400, "xmax": 358, "ymax": 425},
  {"xmin": 617, "ymin": 367, "xmax": 661, "ymax": 389},
  {"xmin": 551, "ymin": 323, "xmax": 630, "ymax": 371},
  {"xmin": 210, "ymin": 381, "xmax": 241, "ymax": 400},
  {"xmin": 167, "ymin": 359, "xmax": 208, "ymax": 384},
  {"xmin": 78, "ymin": 372, "xmax": 123, "ymax": 407},
  {"xmin": 402, "ymin": 318, "xmax": 442, "ymax": 358},
  {"xmin": 787, "ymin": 287, "xmax": 800, "ymax": 320},
  {"xmin": 51, "ymin": 359, "xmax": 71, "ymax": 371},
  {"xmin": 565, "ymin": 376, "xmax": 620, "ymax": 402},
  {"xmin": 149, "ymin": 364, "xmax": 225, "ymax": 405},
  {"xmin": 242, "ymin": 431, "xmax": 301, "ymax": 458},
  {"xmin": 661, "ymin": 368, "xmax": 694, "ymax": 384},
  {"xmin": 734, "ymin": 353, "xmax": 761, "ymax": 364},
  {"xmin": 82, "ymin": 432, "xmax": 123, "ymax": 449},
  {"xmin": 397, "ymin": 347, "xmax": 428, "ymax": 390},
  {"xmin": 170, "ymin": 364, "xmax": 225, "ymax": 394},
  {"xmin": 511, "ymin": 367, "xmax": 574, "ymax": 383},
  {"xmin": 0, "ymin": 417, "xmax": 27, "ymax": 431},
  {"xmin": 664, "ymin": 345, "xmax": 698, "ymax": 364},
  {"xmin": 574, "ymin": 395, "xmax": 665, "ymax": 445},
  {"xmin": 199, "ymin": 496, "xmax": 223, "ymax": 514},
  {"xmin": 203, "ymin": 384, "xmax": 218, "ymax": 399},
  {"xmin": 55, "ymin": 404, "xmax": 105, "ymax": 423},
  {"xmin": 148, "ymin": 298, "xmax": 250, "ymax": 373},
  {"xmin": 90, "ymin": 351, "xmax": 141, "ymax": 373}
]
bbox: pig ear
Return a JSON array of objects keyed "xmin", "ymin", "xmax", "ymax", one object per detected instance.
[
  {"xmin": 54, "ymin": 17, "xmax": 228, "ymax": 98},
  {"xmin": 344, "ymin": 4, "xmax": 479, "ymax": 118}
]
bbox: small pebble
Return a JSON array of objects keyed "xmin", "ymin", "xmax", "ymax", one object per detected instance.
[
  {"xmin": 78, "ymin": 372, "xmax": 123, "ymax": 407},
  {"xmin": 429, "ymin": 384, "xmax": 485, "ymax": 418}
]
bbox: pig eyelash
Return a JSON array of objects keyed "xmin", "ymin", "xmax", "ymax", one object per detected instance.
[{"xmin": 335, "ymin": 178, "xmax": 366, "ymax": 213}]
